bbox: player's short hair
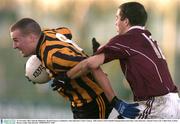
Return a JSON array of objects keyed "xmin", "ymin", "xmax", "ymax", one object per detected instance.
[
  {"xmin": 10, "ymin": 18, "xmax": 41, "ymax": 36},
  {"xmin": 119, "ymin": 2, "xmax": 147, "ymax": 26}
]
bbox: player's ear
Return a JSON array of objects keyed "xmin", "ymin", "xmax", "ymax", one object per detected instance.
[
  {"xmin": 124, "ymin": 18, "xmax": 130, "ymax": 26},
  {"xmin": 29, "ymin": 33, "xmax": 38, "ymax": 42}
]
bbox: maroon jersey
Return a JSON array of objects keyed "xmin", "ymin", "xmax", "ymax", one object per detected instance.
[{"xmin": 96, "ymin": 26, "xmax": 178, "ymax": 101}]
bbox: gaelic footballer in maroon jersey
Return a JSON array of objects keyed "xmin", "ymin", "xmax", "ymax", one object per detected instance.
[
  {"xmin": 96, "ymin": 26, "xmax": 178, "ymax": 101},
  {"xmin": 65, "ymin": 2, "xmax": 180, "ymax": 119}
]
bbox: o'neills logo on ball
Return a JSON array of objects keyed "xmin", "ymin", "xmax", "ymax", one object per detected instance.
[{"xmin": 33, "ymin": 65, "xmax": 46, "ymax": 78}]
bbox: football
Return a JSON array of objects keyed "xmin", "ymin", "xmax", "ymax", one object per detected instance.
[{"xmin": 25, "ymin": 55, "xmax": 51, "ymax": 84}]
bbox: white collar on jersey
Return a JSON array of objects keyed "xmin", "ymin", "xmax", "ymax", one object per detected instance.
[
  {"xmin": 56, "ymin": 33, "xmax": 83, "ymax": 51},
  {"xmin": 128, "ymin": 26, "xmax": 145, "ymax": 32}
]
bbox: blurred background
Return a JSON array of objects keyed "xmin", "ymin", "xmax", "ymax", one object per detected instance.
[{"xmin": 0, "ymin": 0, "xmax": 180, "ymax": 119}]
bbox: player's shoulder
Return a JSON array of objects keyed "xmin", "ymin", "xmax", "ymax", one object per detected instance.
[
  {"xmin": 55, "ymin": 27, "xmax": 72, "ymax": 35},
  {"xmin": 109, "ymin": 33, "xmax": 133, "ymax": 45},
  {"xmin": 111, "ymin": 28, "xmax": 150, "ymax": 44},
  {"xmin": 43, "ymin": 27, "xmax": 72, "ymax": 40}
]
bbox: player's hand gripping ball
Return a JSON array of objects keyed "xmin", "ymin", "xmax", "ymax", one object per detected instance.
[{"xmin": 25, "ymin": 55, "xmax": 51, "ymax": 84}]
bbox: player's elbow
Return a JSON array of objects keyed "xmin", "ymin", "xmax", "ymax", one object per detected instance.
[
  {"xmin": 85, "ymin": 55, "xmax": 103, "ymax": 70},
  {"xmin": 86, "ymin": 59, "xmax": 99, "ymax": 70}
]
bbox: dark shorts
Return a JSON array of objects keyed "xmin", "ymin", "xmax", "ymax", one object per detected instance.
[{"xmin": 71, "ymin": 93, "xmax": 112, "ymax": 119}]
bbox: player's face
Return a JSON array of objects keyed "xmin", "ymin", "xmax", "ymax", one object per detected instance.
[
  {"xmin": 11, "ymin": 29, "xmax": 36, "ymax": 57},
  {"xmin": 115, "ymin": 9, "xmax": 129, "ymax": 35}
]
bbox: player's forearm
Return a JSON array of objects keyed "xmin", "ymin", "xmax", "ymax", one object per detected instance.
[
  {"xmin": 67, "ymin": 54, "xmax": 105, "ymax": 79},
  {"xmin": 92, "ymin": 68, "xmax": 116, "ymax": 102},
  {"xmin": 67, "ymin": 59, "xmax": 90, "ymax": 79}
]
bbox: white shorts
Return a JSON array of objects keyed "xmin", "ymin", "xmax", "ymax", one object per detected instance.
[
  {"xmin": 137, "ymin": 93, "xmax": 180, "ymax": 119},
  {"xmin": 108, "ymin": 93, "xmax": 180, "ymax": 119}
]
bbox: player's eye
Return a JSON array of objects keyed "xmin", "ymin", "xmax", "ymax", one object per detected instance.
[{"xmin": 13, "ymin": 38, "xmax": 19, "ymax": 42}]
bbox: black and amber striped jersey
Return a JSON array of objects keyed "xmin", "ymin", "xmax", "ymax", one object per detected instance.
[{"xmin": 36, "ymin": 27, "xmax": 103, "ymax": 107}]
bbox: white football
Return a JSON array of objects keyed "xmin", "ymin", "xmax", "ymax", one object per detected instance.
[{"xmin": 25, "ymin": 55, "xmax": 51, "ymax": 84}]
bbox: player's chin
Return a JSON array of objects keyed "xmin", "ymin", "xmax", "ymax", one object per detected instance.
[
  {"xmin": 117, "ymin": 30, "xmax": 124, "ymax": 35},
  {"xmin": 21, "ymin": 52, "xmax": 31, "ymax": 57},
  {"xmin": 116, "ymin": 29, "xmax": 120, "ymax": 35}
]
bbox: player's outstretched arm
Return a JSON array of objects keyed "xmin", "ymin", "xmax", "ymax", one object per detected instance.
[
  {"xmin": 66, "ymin": 37, "xmax": 102, "ymax": 79},
  {"xmin": 92, "ymin": 67, "xmax": 116, "ymax": 102},
  {"xmin": 67, "ymin": 53, "xmax": 105, "ymax": 79},
  {"xmin": 52, "ymin": 53, "xmax": 140, "ymax": 119},
  {"xmin": 92, "ymin": 68, "xmax": 140, "ymax": 119}
]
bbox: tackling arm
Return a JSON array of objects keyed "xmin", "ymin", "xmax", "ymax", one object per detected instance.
[
  {"xmin": 92, "ymin": 67, "xmax": 116, "ymax": 102},
  {"xmin": 67, "ymin": 53, "xmax": 105, "ymax": 79},
  {"xmin": 52, "ymin": 52, "xmax": 140, "ymax": 118},
  {"xmin": 67, "ymin": 53, "xmax": 115, "ymax": 102}
]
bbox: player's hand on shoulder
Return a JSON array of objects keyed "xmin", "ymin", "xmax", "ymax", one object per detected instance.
[
  {"xmin": 111, "ymin": 96, "xmax": 140, "ymax": 119},
  {"xmin": 51, "ymin": 72, "xmax": 71, "ymax": 91},
  {"xmin": 92, "ymin": 37, "xmax": 100, "ymax": 54}
]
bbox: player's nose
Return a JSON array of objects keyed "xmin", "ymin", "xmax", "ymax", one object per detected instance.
[{"xmin": 13, "ymin": 42, "xmax": 18, "ymax": 49}]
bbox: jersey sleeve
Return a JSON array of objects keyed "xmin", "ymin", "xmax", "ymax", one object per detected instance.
[
  {"xmin": 96, "ymin": 35, "xmax": 136, "ymax": 63},
  {"xmin": 51, "ymin": 48, "xmax": 87, "ymax": 73}
]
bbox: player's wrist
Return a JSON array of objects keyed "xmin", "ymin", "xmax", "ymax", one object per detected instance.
[
  {"xmin": 111, "ymin": 96, "xmax": 122, "ymax": 107},
  {"xmin": 52, "ymin": 72, "xmax": 72, "ymax": 91},
  {"xmin": 56, "ymin": 72, "xmax": 70, "ymax": 81},
  {"xmin": 66, "ymin": 72, "xmax": 71, "ymax": 79}
]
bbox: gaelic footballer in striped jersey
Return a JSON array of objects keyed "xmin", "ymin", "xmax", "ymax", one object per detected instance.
[{"xmin": 10, "ymin": 18, "xmax": 113, "ymax": 119}]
